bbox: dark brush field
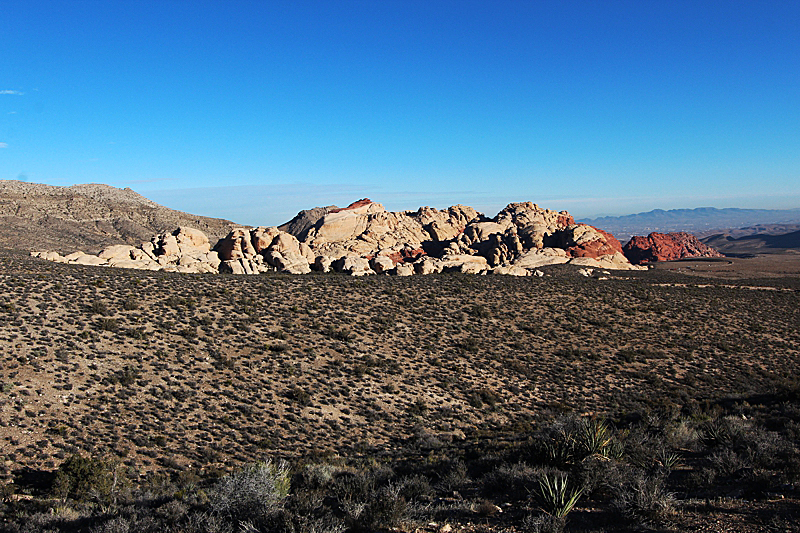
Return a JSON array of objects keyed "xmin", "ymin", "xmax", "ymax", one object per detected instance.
[{"xmin": 1, "ymin": 251, "xmax": 799, "ymax": 533}]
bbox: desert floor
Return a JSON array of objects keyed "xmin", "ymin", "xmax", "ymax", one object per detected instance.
[{"xmin": 1, "ymin": 251, "xmax": 798, "ymax": 532}]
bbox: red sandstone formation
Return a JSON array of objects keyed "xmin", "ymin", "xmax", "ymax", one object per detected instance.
[
  {"xmin": 386, "ymin": 247, "xmax": 426, "ymax": 264},
  {"xmin": 556, "ymin": 214, "xmax": 576, "ymax": 227},
  {"xmin": 623, "ymin": 232, "xmax": 725, "ymax": 264},
  {"xmin": 328, "ymin": 198, "xmax": 373, "ymax": 214},
  {"xmin": 566, "ymin": 226, "xmax": 624, "ymax": 258}
]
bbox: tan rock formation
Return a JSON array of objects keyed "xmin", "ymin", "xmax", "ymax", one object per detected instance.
[
  {"xmin": 492, "ymin": 265, "xmax": 531, "ymax": 276},
  {"xmin": 511, "ymin": 248, "xmax": 571, "ymax": 269},
  {"xmin": 98, "ymin": 244, "xmax": 139, "ymax": 261},
  {"xmin": 31, "ymin": 200, "xmax": 645, "ymax": 275},
  {"xmin": 395, "ymin": 262, "xmax": 415, "ymax": 276},
  {"xmin": 333, "ymin": 256, "xmax": 374, "ymax": 276},
  {"xmin": 439, "ymin": 254, "xmax": 489, "ymax": 274},
  {"xmin": 370, "ymin": 256, "xmax": 395, "ymax": 274}
]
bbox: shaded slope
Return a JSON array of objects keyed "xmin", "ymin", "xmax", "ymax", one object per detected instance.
[{"xmin": 701, "ymin": 230, "xmax": 800, "ymax": 255}]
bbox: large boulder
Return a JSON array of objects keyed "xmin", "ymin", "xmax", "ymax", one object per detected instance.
[
  {"xmin": 31, "ymin": 250, "xmax": 64, "ymax": 262},
  {"xmin": 313, "ymin": 255, "xmax": 334, "ymax": 273},
  {"xmin": 71, "ymin": 254, "xmax": 107, "ymax": 266},
  {"xmin": 414, "ymin": 256, "xmax": 443, "ymax": 275},
  {"xmin": 98, "ymin": 244, "xmax": 138, "ymax": 261},
  {"xmin": 492, "ymin": 265, "xmax": 530, "ymax": 276},
  {"xmin": 512, "ymin": 248, "xmax": 571, "ymax": 269},
  {"xmin": 439, "ymin": 254, "xmax": 489, "ymax": 274},
  {"xmin": 370, "ymin": 255, "xmax": 396, "ymax": 274},
  {"xmin": 623, "ymin": 232, "xmax": 725, "ymax": 264},
  {"xmin": 569, "ymin": 252, "xmax": 646, "ymax": 271},
  {"xmin": 266, "ymin": 250, "xmax": 312, "ymax": 274},
  {"xmin": 219, "ymin": 259, "xmax": 246, "ymax": 275},
  {"xmin": 495, "ymin": 202, "xmax": 575, "ymax": 249},
  {"xmin": 395, "ymin": 262, "xmax": 415, "ymax": 276},
  {"xmin": 216, "ymin": 228, "xmax": 256, "ymax": 260},
  {"xmin": 547, "ymin": 224, "xmax": 624, "ymax": 259},
  {"xmin": 174, "ymin": 227, "xmax": 211, "ymax": 252},
  {"xmin": 251, "ymin": 226, "xmax": 283, "ymax": 253},
  {"xmin": 108, "ymin": 258, "xmax": 161, "ymax": 270},
  {"xmin": 333, "ymin": 255, "xmax": 374, "ymax": 276}
]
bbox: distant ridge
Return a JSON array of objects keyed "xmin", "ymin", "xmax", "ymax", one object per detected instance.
[
  {"xmin": 701, "ymin": 230, "xmax": 800, "ymax": 255},
  {"xmin": 0, "ymin": 180, "xmax": 239, "ymax": 253},
  {"xmin": 581, "ymin": 207, "xmax": 800, "ymax": 241}
]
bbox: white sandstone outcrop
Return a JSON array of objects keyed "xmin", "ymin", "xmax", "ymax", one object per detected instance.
[{"xmin": 31, "ymin": 199, "xmax": 647, "ymax": 275}]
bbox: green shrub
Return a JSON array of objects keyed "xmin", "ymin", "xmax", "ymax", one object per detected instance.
[
  {"xmin": 106, "ymin": 365, "xmax": 141, "ymax": 386},
  {"xmin": 521, "ymin": 513, "xmax": 565, "ymax": 533},
  {"xmin": 482, "ymin": 462, "xmax": 537, "ymax": 499},
  {"xmin": 52, "ymin": 454, "xmax": 121, "ymax": 502},
  {"xmin": 288, "ymin": 386, "xmax": 312, "ymax": 406},
  {"xmin": 354, "ymin": 483, "xmax": 407, "ymax": 531},
  {"xmin": 577, "ymin": 418, "xmax": 616, "ymax": 459}
]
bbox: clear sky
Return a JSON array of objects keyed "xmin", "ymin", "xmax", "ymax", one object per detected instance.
[{"xmin": 1, "ymin": 1, "xmax": 798, "ymax": 226}]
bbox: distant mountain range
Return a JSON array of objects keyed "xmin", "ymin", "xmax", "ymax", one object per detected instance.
[{"xmin": 580, "ymin": 207, "xmax": 800, "ymax": 241}]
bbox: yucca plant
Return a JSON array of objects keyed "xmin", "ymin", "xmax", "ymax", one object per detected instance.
[
  {"xmin": 533, "ymin": 471, "xmax": 583, "ymax": 518},
  {"xmin": 655, "ymin": 448, "xmax": 682, "ymax": 472},
  {"xmin": 578, "ymin": 418, "xmax": 614, "ymax": 459},
  {"xmin": 542, "ymin": 437, "xmax": 575, "ymax": 467}
]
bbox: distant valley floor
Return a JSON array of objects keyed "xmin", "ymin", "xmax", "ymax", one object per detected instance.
[{"xmin": 648, "ymin": 252, "xmax": 800, "ymax": 279}]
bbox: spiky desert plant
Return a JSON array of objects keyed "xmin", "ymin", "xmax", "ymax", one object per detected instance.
[
  {"xmin": 533, "ymin": 471, "xmax": 583, "ymax": 518},
  {"xmin": 578, "ymin": 418, "xmax": 614, "ymax": 459},
  {"xmin": 655, "ymin": 448, "xmax": 682, "ymax": 472}
]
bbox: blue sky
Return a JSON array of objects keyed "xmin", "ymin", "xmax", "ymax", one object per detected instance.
[{"xmin": 1, "ymin": 1, "xmax": 798, "ymax": 226}]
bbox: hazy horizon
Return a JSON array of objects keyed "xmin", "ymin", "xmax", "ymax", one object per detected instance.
[{"xmin": 141, "ymin": 184, "xmax": 800, "ymax": 228}]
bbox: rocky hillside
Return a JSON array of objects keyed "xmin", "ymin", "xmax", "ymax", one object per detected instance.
[
  {"xmin": 623, "ymin": 232, "xmax": 725, "ymax": 264},
  {"xmin": 34, "ymin": 198, "xmax": 646, "ymax": 275},
  {"xmin": 0, "ymin": 180, "xmax": 238, "ymax": 253}
]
